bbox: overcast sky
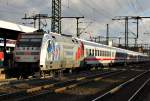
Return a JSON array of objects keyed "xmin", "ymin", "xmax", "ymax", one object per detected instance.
[{"xmin": 0, "ymin": 0, "xmax": 150, "ymax": 44}]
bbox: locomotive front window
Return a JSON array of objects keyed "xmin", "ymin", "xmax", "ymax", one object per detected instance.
[{"xmin": 17, "ymin": 38, "xmax": 42, "ymax": 47}]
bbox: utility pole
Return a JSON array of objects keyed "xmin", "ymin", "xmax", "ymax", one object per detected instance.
[
  {"xmin": 119, "ymin": 37, "xmax": 121, "ymax": 46},
  {"xmin": 112, "ymin": 16, "xmax": 134, "ymax": 49},
  {"xmin": 106, "ymin": 24, "xmax": 109, "ymax": 45},
  {"xmin": 38, "ymin": 14, "xmax": 41, "ymax": 30},
  {"xmin": 76, "ymin": 18, "xmax": 80, "ymax": 37},
  {"xmin": 126, "ymin": 17, "xmax": 129, "ymax": 48},
  {"xmin": 75, "ymin": 17, "xmax": 85, "ymax": 37},
  {"xmin": 51, "ymin": 0, "xmax": 61, "ymax": 34},
  {"xmin": 22, "ymin": 14, "xmax": 48, "ymax": 30}
]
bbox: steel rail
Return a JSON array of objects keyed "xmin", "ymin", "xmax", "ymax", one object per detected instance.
[
  {"xmin": 92, "ymin": 70, "xmax": 148, "ymax": 101},
  {"xmin": 128, "ymin": 78, "xmax": 150, "ymax": 101}
]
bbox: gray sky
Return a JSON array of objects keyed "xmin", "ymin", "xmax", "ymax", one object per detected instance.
[{"xmin": 1, "ymin": 0, "xmax": 150, "ymax": 44}]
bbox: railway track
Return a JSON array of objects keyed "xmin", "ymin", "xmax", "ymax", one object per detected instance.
[
  {"xmin": 7, "ymin": 70, "xmax": 143, "ymax": 101},
  {"xmin": 92, "ymin": 70, "xmax": 150, "ymax": 101},
  {"xmin": 15, "ymin": 70, "xmax": 144, "ymax": 101},
  {"xmin": 0, "ymin": 71, "xmax": 120, "ymax": 101}
]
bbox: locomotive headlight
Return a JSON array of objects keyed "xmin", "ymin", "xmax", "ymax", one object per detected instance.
[
  {"xmin": 34, "ymin": 56, "xmax": 37, "ymax": 60},
  {"xmin": 15, "ymin": 47, "xmax": 20, "ymax": 51},
  {"xmin": 16, "ymin": 57, "xmax": 20, "ymax": 60},
  {"xmin": 34, "ymin": 56, "xmax": 39, "ymax": 61}
]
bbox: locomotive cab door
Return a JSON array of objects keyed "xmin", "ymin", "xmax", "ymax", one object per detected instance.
[{"xmin": 40, "ymin": 38, "xmax": 54, "ymax": 71}]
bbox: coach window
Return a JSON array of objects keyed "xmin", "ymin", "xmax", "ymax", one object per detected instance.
[
  {"xmin": 86, "ymin": 49, "xmax": 89, "ymax": 56},
  {"xmin": 112, "ymin": 52, "xmax": 114, "ymax": 57},
  {"xmin": 92, "ymin": 49, "xmax": 94, "ymax": 56},
  {"xmin": 103, "ymin": 51, "xmax": 105, "ymax": 56},
  {"xmin": 87, "ymin": 49, "xmax": 89, "ymax": 56},
  {"xmin": 89, "ymin": 49, "xmax": 92, "ymax": 56},
  {"xmin": 107, "ymin": 51, "xmax": 109, "ymax": 57},
  {"xmin": 89, "ymin": 49, "xmax": 91, "ymax": 56},
  {"xmin": 90, "ymin": 49, "xmax": 92, "ymax": 56},
  {"xmin": 106, "ymin": 51, "xmax": 108, "ymax": 57},
  {"xmin": 91, "ymin": 49, "xmax": 93, "ymax": 56},
  {"xmin": 111, "ymin": 52, "xmax": 113, "ymax": 57},
  {"xmin": 101, "ymin": 50, "xmax": 103, "ymax": 56},
  {"xmin": 96, "ymin": 50, "xmax": 98, "ymax": 56},
  {"xmin": 99, "ymin": 50, "xmax": 101, "ymax": 56}
]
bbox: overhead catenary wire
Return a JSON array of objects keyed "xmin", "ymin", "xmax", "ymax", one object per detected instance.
[
  {"xmin": 80, "ymin": 0, "xmax": 114, "ymax": 19},
  {"xmin": 115, "ymin": 0, "xmax": 122, "ymax": 9}
]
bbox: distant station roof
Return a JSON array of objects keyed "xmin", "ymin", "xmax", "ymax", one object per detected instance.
[{"xmin": 0, "ymin": 20, "xmax": 37, "ymax": 39}]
